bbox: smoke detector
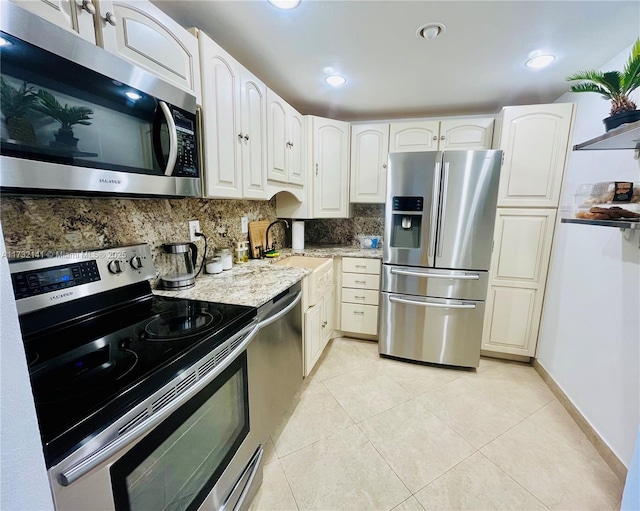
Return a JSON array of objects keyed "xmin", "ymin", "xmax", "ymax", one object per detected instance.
[{"xmin": 416, "ymin": 23, "xmax": 446, "ymax": 40}]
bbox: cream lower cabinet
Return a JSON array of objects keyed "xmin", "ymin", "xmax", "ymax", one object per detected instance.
[
  {"xmin": 340, "ymin": 257, "xmax": 381, "ymax": 337},
  {"xmin": 482, "ymin": 208, "xmax": 557, "ymax": 357},
  {"xmin": 304, "ymin": 290, "xmax": 334, "ymax": 376}
]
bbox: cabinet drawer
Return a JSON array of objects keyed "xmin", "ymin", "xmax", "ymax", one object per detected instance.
[
  {"xmin": 342, "ymin": 288, "xmax": 379, "ymax": 306},
  {"xmin": 342, "ymin": 272, "xmax": 380, "ymax": 290},
  {"xmin": 342, "ymin": 258, "xmax": 381, "ymax": 275},
  {"xmin": 341, "ymin": 304, "xmax": 378, "ymax": 335}
]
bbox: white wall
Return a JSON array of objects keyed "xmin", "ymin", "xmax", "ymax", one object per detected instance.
[
  {"xmin": 0, "ymin": 222, "xmax": 54, "ymax": 510},
  {"xmin": 538, "ymin": 44, "xmax": 640, "ymax": 467}
]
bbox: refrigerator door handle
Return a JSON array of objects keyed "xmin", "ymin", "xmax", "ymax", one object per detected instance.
[
  {"xmin": 390, "ymin": 268, "xmax": 480, "ymax": 280},
  {"xmin": 436, "ymin": 161, "xmax": 449, "ymax": 257},
  {"xmin": 389, "ymin": 296, "xmax": 476, "ymax": 309},
  {"xmin": 428, "ymin": 161, "xmax": 442, "ymax": 258}
]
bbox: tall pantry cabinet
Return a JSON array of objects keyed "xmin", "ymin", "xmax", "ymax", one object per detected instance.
[{"xmin": 482, "ymin": 103, "xmax": 575, "ymax": 358}]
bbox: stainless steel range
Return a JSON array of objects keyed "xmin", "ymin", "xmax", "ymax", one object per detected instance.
[{"xmin": 9, "ymin": 244, "xmax": 264, "ymax": 511}]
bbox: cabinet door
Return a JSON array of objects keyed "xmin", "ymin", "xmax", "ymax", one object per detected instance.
[
  {"xmin": 287, "ymin": 108, "xmax": 305, "ymax": 186},
  {"xmin": 389, "ymin": 121, "xmax": 439, "ymax": 152},
  {"xmin": 10, "ymin": 0, "xmax": 96, "ymax": 43},
  {"xmin": 199, "ymin": 32, "xmax": 242, "ymax": 198},
  {"xmin": 321, "ymin": 290, "xmax": 335, "ymax": 347},
  {"xmin": 100, "ymin": 1, "xmax": 201, "ymax": 100},
  {"xmin": 350, "ymin": 123, "xmax": 389, "ymax": 203},
  {"xmin": 304, "ymin": 302, "xmax": 322, "ymax": 377},
  {"xmin": 439, "ymin": 118, "xmax": 494, "ymax": 150},
  {"xmin": 313, "ymin": 117, "xmax": 350, "ymax": 218},
  {"xmin": 496, "ymin": 103, "xmax": 574, "ymax": 208},
  {"xmin": 240, "ymin": 69, "xmax": 268, "ymax": 199},
  {"xmin": 266, "ymin": 89, "xmax": 288, "ymax": 183},
  {"xmin": 482, "ymin": 208, "xmax": 557, "ymax": 357}
]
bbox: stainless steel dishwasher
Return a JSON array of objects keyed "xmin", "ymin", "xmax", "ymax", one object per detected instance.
[{"xmin": 248, "ymin": 282, "xmax": 303, "ymax": 448}]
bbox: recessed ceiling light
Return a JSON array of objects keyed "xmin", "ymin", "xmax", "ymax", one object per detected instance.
[
  {"xmin": 525, "ymin": 55, "xmax": 555, "ymax": 69},
  {"xmin": 416, "ymin": 23, "xmax": 446, "ymax": 40},
  {"xmin": 325, "ymin": 75, "xmax": 346, "ymax": 87},
  {"xmin": 267, "ymin": 0, "xmax": 300, "ymax": 9},
  {"xmin": 125, "ymin": 91, "xmax": 142, "ymax": 100},
  {"xmin": 0, "ymin": 37, "xmax": 11, "ymax": 47}
]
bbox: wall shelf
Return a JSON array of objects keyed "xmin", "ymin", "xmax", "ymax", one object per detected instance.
[
  {"xmin": 561, "ymin": 217, "xmax": 640, "ymax": 230},
  {"xmin": 573, "ymin": 120, "xmax": 640, "ymax": 151}
]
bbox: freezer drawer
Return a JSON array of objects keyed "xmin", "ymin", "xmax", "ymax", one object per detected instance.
[
  {"xmin": 381, "ymin": 265, "xmax": 488, "ymax": 301},
  {"xmin": 379, "ymin": 292, "xmax": 485, "ymax": 368}
]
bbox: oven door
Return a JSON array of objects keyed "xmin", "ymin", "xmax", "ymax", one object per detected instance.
[{"xmin": 50, "ymin": 333, "xmax": 263, "ymax": 511}]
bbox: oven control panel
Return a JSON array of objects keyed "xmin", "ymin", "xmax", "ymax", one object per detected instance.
[
  {"xmin": 9, "ymin": 244, "xmax": 156, "ymax": 315},
  {"xmin": 12, "ymin": 261, "xmax": 100, "ymax": 300}
]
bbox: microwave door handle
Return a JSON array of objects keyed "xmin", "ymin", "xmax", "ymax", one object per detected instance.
[
  {"xmin": 428, "ymin": 161, "xmax": 441, "ymax": 258},
  {"xmin": 159, "ymin": 101, "xmax": 178, "ymax": 176},
  {"xmin": 436, "ymin": 161, "xmax": 449, "ymax": 257}
]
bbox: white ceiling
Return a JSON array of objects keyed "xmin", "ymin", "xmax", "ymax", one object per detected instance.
[{"xmin": 152, "ymin": 0, "xmax": 640, "ymax": 121}]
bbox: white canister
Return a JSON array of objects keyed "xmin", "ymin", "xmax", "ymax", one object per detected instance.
[
  {"xmin": 205, "ymin": 256, "xmax": 223, "ymax": 274},
  {"xmin": 217, "ymin": 249, "xmax": 233, "ymax": 270}
]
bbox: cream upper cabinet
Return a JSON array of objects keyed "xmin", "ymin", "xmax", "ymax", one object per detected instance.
[
  {"xmin": 100, "ymin": 0, "xmax": 201, "ymax": 102},
  {"xmin": 239, "ymin": 69, "xmax": 268, "ymax": 199},
  {"xmin": 350, "ymin": 123, "xmax": 389, "ymax": 203},
  {"xmin": 439, "ymin": 118, "xmax": 494, "ymax": 150},
  {"xmin": 311, "ymin": 116, "xmax": 350, "ymax": 218},
  {"xmin": 198, "ymin": 30, "xmax": 242, "ymax": 198},
  {"xmin": 482, "ymin": 208, "xmax": 557, "ymax": 357},
  {"xmin": 389, "ymin": 120, "xmax": 439, "ymax": 152},
  {"xmin": 9, "ymin": 0, "xmax": 97, "ymax": 43},
  {"xmin": 266, "ymin": 89, "xmax": 305, "ymax": 188},
  {"xmin": 494, "ymin": 103, "xmax": 574, "ymax": 208},
  {"xmin": 390, "ymin": 118, "xmax": 494, "ymax": 153}
]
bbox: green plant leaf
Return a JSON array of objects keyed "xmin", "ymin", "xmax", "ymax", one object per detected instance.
[
  {"xmin": 621, "ymin": 39, "xmax": 640, "ymax": 94},
  {"xmin": 569, "ymin": 82, "xmax": 612, "ymax": 99}
]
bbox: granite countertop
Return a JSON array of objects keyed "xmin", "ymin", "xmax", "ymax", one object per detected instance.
[{"xmin": 152, "ymin": 245, "xmax": 382, "ymax": 307}]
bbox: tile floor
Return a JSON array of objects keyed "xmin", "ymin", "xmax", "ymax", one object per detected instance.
[{"xmin": 249, "ymin": 338, "xmax": 623, "ymax": 511}]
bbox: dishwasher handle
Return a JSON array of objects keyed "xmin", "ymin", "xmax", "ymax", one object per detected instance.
[{"xmin": 258, "ymin": 291, "xmax": 302, "ymax": 329}]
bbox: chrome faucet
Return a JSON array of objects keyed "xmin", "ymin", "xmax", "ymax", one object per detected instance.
[{"xmin": 265, "ymin": 219, "xmax": 290, "ymax": 253}]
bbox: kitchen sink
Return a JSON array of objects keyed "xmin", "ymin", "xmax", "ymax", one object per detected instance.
[
  {"xmin": 272, "ymin": 256, "xmax": 331, "ymax": 270},
  {"xmin": 273, "ymin": 256, "xmax": 333, "ymax": 307}
]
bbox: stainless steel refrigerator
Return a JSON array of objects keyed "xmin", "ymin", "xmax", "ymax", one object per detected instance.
[{"xmin": 379, "ymin": 150, "xmax": 502, "ymax": 368}]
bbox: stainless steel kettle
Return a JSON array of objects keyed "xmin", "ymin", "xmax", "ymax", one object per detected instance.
[{"xmin": 158, "ymin": 242, "xmax": 198, "ymax": 290}]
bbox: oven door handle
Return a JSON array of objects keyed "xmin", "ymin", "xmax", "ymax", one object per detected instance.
[
  {"xmin": 59, "ymin": 319, "xmax": 260, "ymax": 487},
  {"xmin": 220, "ymin": 444, "xmax": 264, "ymax": 511}
]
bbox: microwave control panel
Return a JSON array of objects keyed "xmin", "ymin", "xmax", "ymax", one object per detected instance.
[{"xmin": 173, "ymin": 109, "xmax": 198, "ymax": 177}]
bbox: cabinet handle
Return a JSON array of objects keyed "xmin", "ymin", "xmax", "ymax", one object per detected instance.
[
  {"xmin": 432, "ymin": 136, "xmax": 437, "ymax": 141},
  {"xmin": 104, "ymin": 11, "xmax": 117, "ymax": 25},
  {"xmin": 355, "ymin": 296, "xmax": 366, "ymax": 300},
  {"xmin": 286, "ymin": 141, "xmax": 292, "ymax": 148},
  {"xmin": 238, "ymin": 133, "xmax": 244, "ymax": 140},
  {"xmin": 315, "ymin": 163, "xmax": 318, "ymax": 176},
  {"xmin": 355, "ymin": 265, "xmax": 367, "ymax": 269},
  {"xmin": 322, "ymin": 321, "xmax": 327, "ymax": 328},
  {"xmin": 355, "ymin": 280, "xmax": 366, "ymax": 284},
  {"xmin": 440, "ymin": 135, "xmax": 445, "ymax": 140},
  {"xmin": 353, "ymin": 311, "xmax": 365, "ymax": 315},
  {"xmin": 244, "ymin": 134, "xmax": 250, "ymax": 141},
  {"xmin": 81, "ymin": 0, "xmax": 96, "ymax": 14}
]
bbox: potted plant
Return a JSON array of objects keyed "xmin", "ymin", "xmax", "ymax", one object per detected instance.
[
  {"xmin": 1, "ymin": 78, "xmax": 39, "ymax": 145},
  {"xmin": 34, "ymin": 89, "xmax": 93, "ymax": 148},
  {"xmin": 566, "ymin": 39, "xmax": 640, "ymax": 131}
]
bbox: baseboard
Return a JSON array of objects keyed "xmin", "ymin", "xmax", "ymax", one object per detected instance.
[
  {"xmin": 480, "ymin": 350, "xmax": 531, "ymax": 363},
  {"xmin": 532, "ymin": 359, "xmax": 628, "ymax": 482}
]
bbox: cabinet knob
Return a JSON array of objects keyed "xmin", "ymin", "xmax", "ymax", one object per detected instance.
[
  {"xmin": 440, "ymin": 135, "xmax": 445, "ymax": 140},
  {"xmin": 244, "ymin": 134, "xmax": 249, "ymax": 141},
  {"xmin": 432, "ymin": 136, "xmax": 437, "ymax": 141},
  {"xmin": 382, "ymin": 164, "xmax": 387, "ymax": 169},
  {"xmin": 81, "ymin": 0, "xmax": 96, "ymax": 14},
  {"xmin": 104, "ymin": 11, "xmax": 117, "ymax": 26},
  {"xmin": 238, "ymin": 132, "xmax": 244, "ymax": 140}
]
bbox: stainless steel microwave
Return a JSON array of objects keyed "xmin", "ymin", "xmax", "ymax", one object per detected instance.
[{"xmin": 0, "ymin": 2, "xmax": 201, "ymax": 198}]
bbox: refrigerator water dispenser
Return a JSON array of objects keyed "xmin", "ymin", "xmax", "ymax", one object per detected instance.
[{"xmin": 390, "ymin": 196, "xmax": 423, "ymax": 249}]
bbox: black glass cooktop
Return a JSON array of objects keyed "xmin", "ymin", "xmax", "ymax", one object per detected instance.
[{"xmin": 21, "ymin": 292, "xmax": 256, "ymax": 467}]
